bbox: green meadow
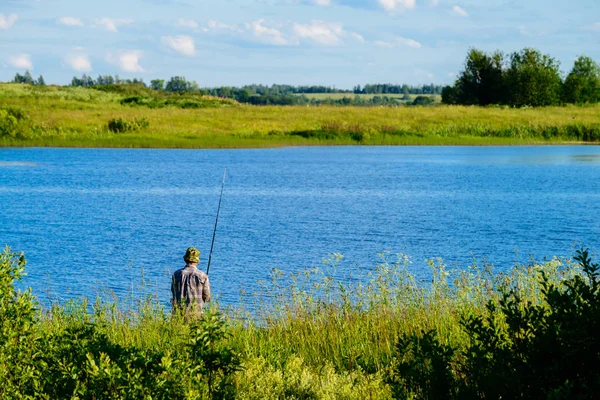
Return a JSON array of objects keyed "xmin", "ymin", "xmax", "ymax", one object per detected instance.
[{"xmin": 1, "ymin": 83, "xmax": 599, "ymax": 148}]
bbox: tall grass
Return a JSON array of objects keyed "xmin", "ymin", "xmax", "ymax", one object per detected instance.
[
  {"xmin": 1, "ymin": 83, "xmax": 599, "ymax": 148},
  {"xmin": 0, "ymin": 244, "xmax": 588, "ymax": 398}
]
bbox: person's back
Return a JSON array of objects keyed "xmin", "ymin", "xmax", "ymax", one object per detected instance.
[{"xmin": 171, "ymin": 247, "xmax": 210, "ymax": 313}]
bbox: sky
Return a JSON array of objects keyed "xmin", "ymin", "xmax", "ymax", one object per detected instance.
[{"xmin": 0, "ymin": 0, "xmax": 598, "ymax": 88}]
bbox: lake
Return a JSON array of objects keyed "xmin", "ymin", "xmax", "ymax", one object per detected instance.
[{"xmin": 1, "ymin": 146, "xmax": 599, "ymax": 308}]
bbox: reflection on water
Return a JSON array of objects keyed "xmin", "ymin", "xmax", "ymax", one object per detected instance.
[
  {"xmin": 571, "ymin": 154, "xmax": 600, "ymax": 163},
  {"xmin": 0, "ymin": 161, "xmax": 37, "ymax": 167}
]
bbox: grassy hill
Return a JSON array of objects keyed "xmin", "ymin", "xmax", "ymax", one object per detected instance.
[{"xmin": 1, "ymin": 83, "xmax": 599, "ymax": 148}]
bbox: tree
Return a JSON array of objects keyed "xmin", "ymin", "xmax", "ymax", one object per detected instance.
[
  {"xmin": 23, "ymin": 71, "xmax": 34, "ymax": 85},
  {"xmin": 165, "ymin": 76, "xmax": 192, "ymax": 92},
  {"xmin": 236, "ymin": 89, "xmax": 250, "ymax": 103},
  {"xmin": 150, "ymin": 79, "xmax": 164, "ymax": 91},
  {"xmin": 402, "ymin": 84, "xmax": 410, "ymax": 97},
  {"xmin": 71, "ymin": 76, "xmax": 81, "ymax": 87},
  {"xmin": 12, "ymin": 73, "xmax": 24, "ymax": 84},
  {"xmin": 505, "ymin": 48, "xmax": 562, "ymax": 107},
  {"xmin": 441, "ymin": 86, "xmax": 458, "ymax": 105},
  {"xmin": 13, "ymin": 71, "xmax": 35, "ymax": 85},
  {"xmin": 36, "ymin": 75, "xmax": 46, "ymax": 86},
  {"xmin": 562, "ymin": 56, "xmax": 600, "ymax": 104},
  {"xmin": 452, "ymin": 48, "xmax": 506, "ymax": 105}
]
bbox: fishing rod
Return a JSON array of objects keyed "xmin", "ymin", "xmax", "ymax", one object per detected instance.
[{"xmin": 206, "ymin": 168, "xmax": 226, "ymax": 275}]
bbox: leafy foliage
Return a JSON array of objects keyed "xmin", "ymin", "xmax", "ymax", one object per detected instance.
[
  {"xmin": 452, "ymin": 49, "xmax": 506, "ymax": 106},
  {"xmin": 107, "ymin": 117, "xmax": 150, "ymax": 133},
  {"xmin": 505, "ymin": 48, "xmax": 562, "ymax": 107},
  {"xmin": 0, "ymin": 247, "xmax": 241, "ymax": 399},
  {"xmin": 0, "ymin": 106, "xmax": 33, "ymax": 139},
  {"xmin": 563, "ymin": 56, "xmax": 600, "ymax": 104},
  {"xmin": 389, "ymin": 248, "xmax": 600, "ymax": 399},
  {"xmin": 3, "ymin": 245, "xmax": 600, "ymax": 398},
  {"xmin": 444, "ymin": 47, "xmax": 595, "ymax": 107},
  {"xmin": 412, "ymin": 95, "xmax": 436, "ymax": 106}
]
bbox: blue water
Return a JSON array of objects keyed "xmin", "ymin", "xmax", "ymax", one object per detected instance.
[{"xmin": 1, "ymin": 146, "xmax": 599, "ymax": 307}]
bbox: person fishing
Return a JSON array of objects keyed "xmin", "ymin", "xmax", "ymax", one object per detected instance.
[
  {"xmin": 171, "ymin": 247, "xmax": 211, "ymax": 314},
  {"xmin": 171, "ymin": 169, "xmax": 226, "ymax": 316}
]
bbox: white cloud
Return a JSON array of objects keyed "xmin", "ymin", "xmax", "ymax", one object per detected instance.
[
  {"xmin": 348, "ymin": 31, "xmax": 365, "ymax": 43},
  {"xmin": 0, "ymin": 13, "xmax": 18, "ymax": 29},
  {"xmin": 58, "ymin": 17, "xmax": 84, "ymax": 27},
  {"xmin": 397, "ymin": 36, "xmax": 421, "ymax": 48},
  {"xmin": 378, "ymin": 0, "xmax": 415, "ymax": 12},
  {"xmin": 375, "ymin": 40, "xmax": 394, "ymax": 48},
  {"xmin": 588, "ymin": 22, "xmax": 600, "ymax": 31},
  {"xmin": 375, "ymin": 36, "xmax": 421, "ymax": 49},
  {"xmin": 161, "ymin": 35, "xmax": 196, "ymax": 56},
  {"xmin": 107, "ymin": 50, "xmax": 144, "ymax": 72},
  {"xmin": 207, "ymin": 20, "xmax": 241, "ymax": 32},
  {"xmin": 293, "ymin": 20, "xmax": 363, "ymax": 46},
  {"xmin": 310, "ymin": 0, "xmax": 331, "ymax": 5},
  {"xmin": 518, "ymin": 25, "xmax": 531, "ymax": 36},
  {"xmin": 176, "ymin": 18, "xmax": 198, "ymax": 30},
  {"xmin": 293, "ymin": 21, "xmax": 344, "ymax": 45},
  {"xmin": 451, "ymin": 5, "xmax": 469, "ymax": 17},
  {"xmin": 66, "ymin": 54, "xmax": 92, "ymax": 72},
  {"xmin": 94, "ymin": 18, "xmax": 133, "ymax": 32},
  {"xmin": 430, "ymin": 0, "xmax": 439, "ymax": 6},
  {"xmin": 8, "ymin": 54, "xmax": 33, "ymax": 69},
  {"xmin": 246, "ymin": 19, "xmax": 290, "ymax": 46},
  {"xmin": 205, "ymin": 18, "xmax": 363, "ymax": 47}
]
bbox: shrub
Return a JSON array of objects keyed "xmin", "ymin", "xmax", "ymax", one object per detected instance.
[
  {"xmin": 412, "ymin": 96, "xmax": 436, "ymax": 106},
  {"xmin": 237, "ymin": 356, "xmax": 391, "ymax": 399},
  {"xmin": 0, "ymin": 107, "xmax": 31, "ymax": 138},
  {"xmin": 389, "ymin": 248, "xmax": 600, "ymax": 399},
  {"xmin": 0, "ymin": 247, "xmax": 41, "ymax": 398},
  {"xmin": 107, "ymin": 117, "xmax": 150, "ymax": 133},
  {"xmin": 0, "ymin": 247, "xmax": 242, "ymax": 399}
]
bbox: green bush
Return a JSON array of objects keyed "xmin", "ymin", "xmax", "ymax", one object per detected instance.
[
  {"xmin": 389, "ymin": 248, "xmax": 600, "ymax": 399},
  {"xmin": 0, "ymin": 247, "xmax": 41, "ymax": 398},
  {"xmin": 107, "ymin": 117, "xmax": 150, "ymax": 133},
  {"xmin": 0, "ymin": 107, "xmax": 31, "ymax": 138},
  {"xmin": 412, "ymin": 96, "xmax": 436, "ymax": 106},
  {"xmin": 0, "ymin": 247, "xmax": 241, "ymax": 399}
]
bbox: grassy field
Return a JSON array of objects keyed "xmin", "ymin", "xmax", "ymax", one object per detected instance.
[{"xmin": 1, "ymin": 83, "xmax": 599, "ymax": 148}]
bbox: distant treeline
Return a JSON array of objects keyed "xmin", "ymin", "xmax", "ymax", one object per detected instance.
[
  {"xmin": 11, "ymin": 46, "xmax": 599, "ymax": 108},
  {"xmin": 443, "ymin": 48, "xmax": 600, "ymax": 106},
  {"xmin": 63, "ymin": 75, "xmax": 441, "ymax": 106}
]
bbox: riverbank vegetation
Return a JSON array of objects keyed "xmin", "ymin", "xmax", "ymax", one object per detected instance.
[
  {"xmin": 1, "ymin": 83, "xmax": 599, "ymax": 148},
  {"xmin": 2, "ymin": 246, "xmax": 599, "ymax": 398}
]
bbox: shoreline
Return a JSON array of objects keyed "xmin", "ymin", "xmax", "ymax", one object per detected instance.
[{"xmin": 2, "ymin": 138, "xmax": 597, "ymax": 149}]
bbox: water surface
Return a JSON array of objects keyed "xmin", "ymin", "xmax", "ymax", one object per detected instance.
[{"xmin": 1, "ymin": 146, "xmax": 599, "ymax": 307}]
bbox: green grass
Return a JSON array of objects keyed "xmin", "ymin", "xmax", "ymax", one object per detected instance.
[
  {"xmin": 1, "ymin": 83, "xmax": 599, "ymax": 148},
  {"xmin": 1, "ymin": 245, "xmax": 587, "ymax": 398}
]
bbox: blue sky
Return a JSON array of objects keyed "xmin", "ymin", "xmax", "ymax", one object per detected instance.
[{"xmin": 0, "ymin": 0, "xmax": 598, "ymax": 88}]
